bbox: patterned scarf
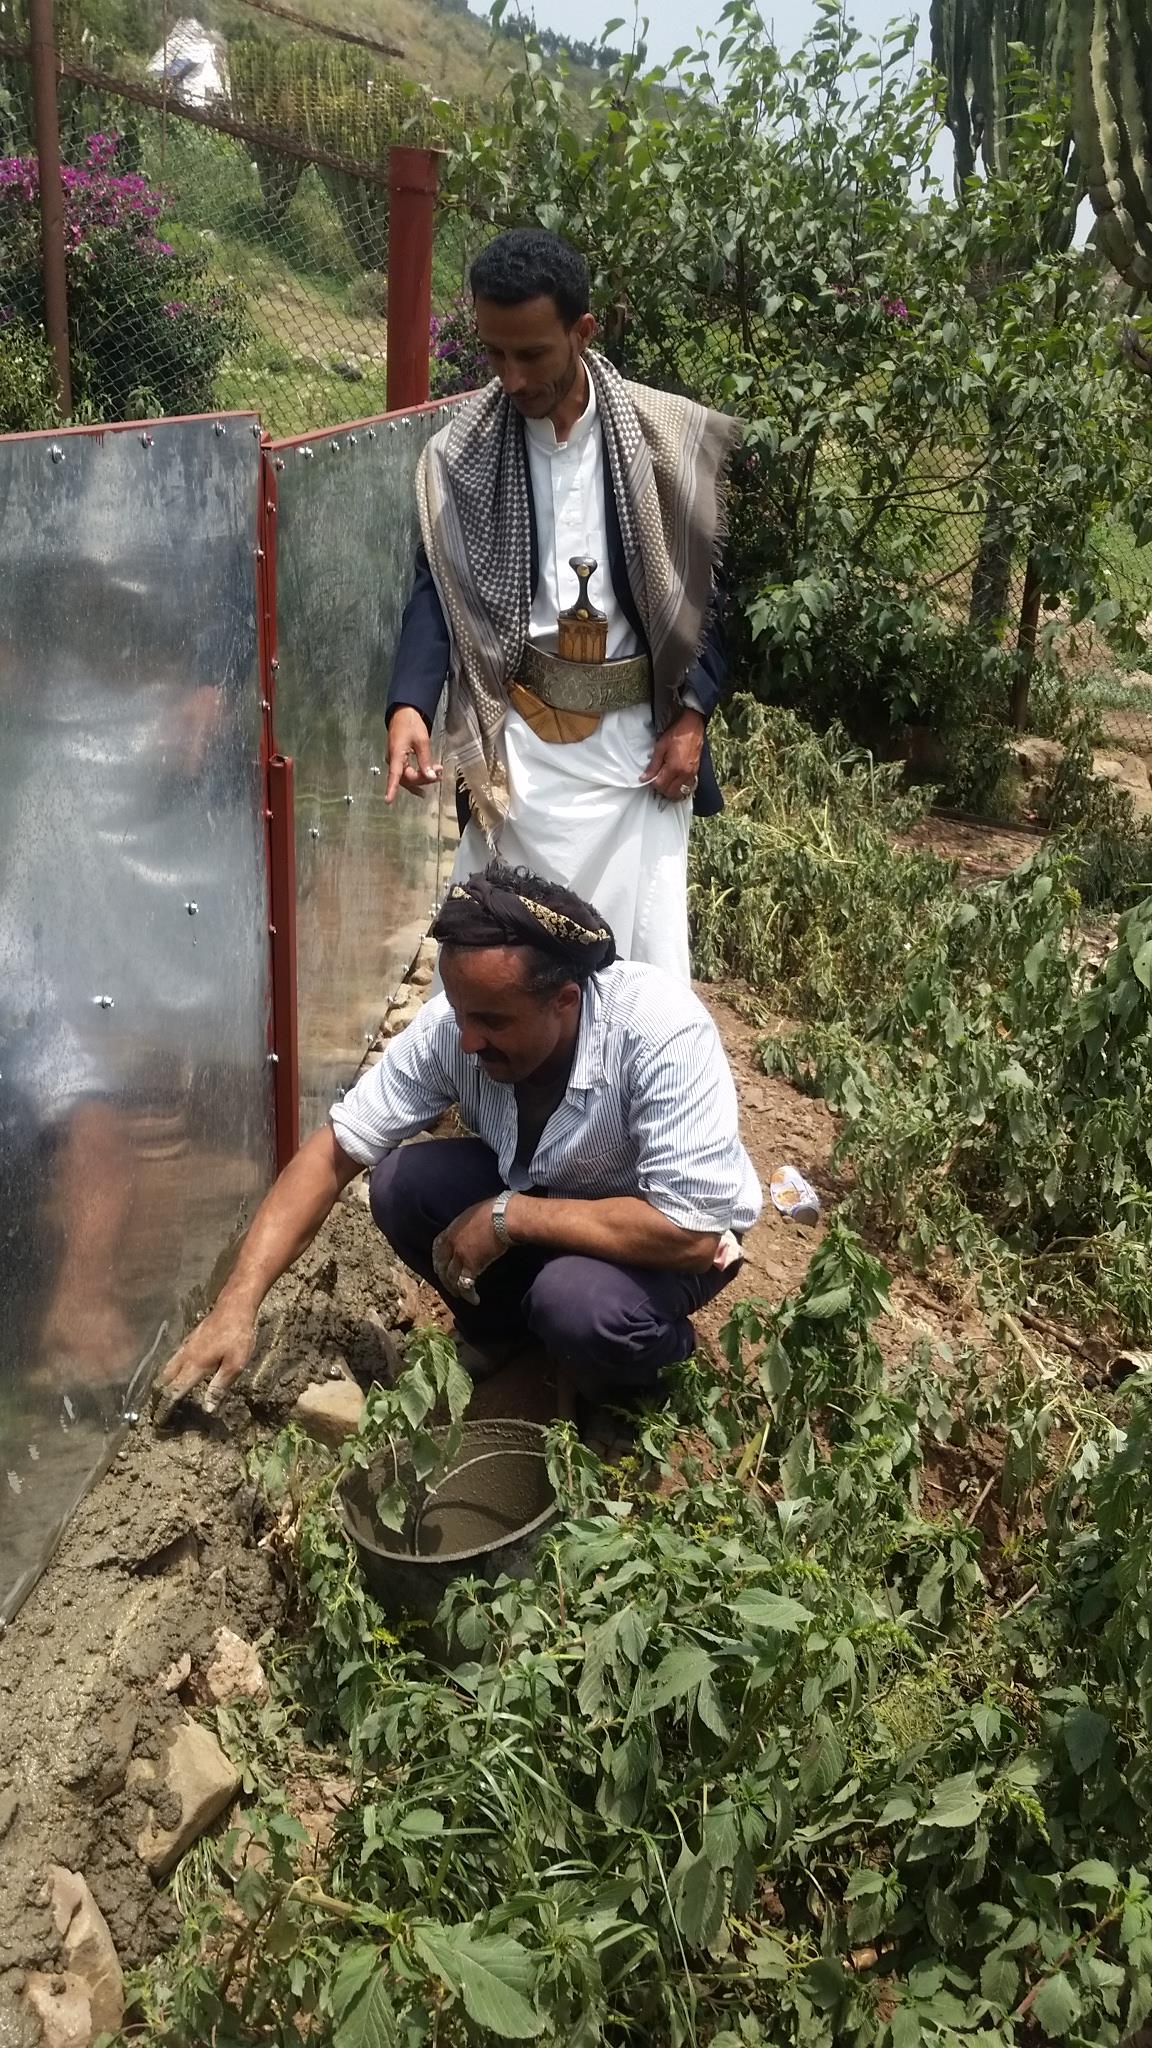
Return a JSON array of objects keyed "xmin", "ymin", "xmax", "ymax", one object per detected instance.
[{"xmin": 414, "ymin": 351, "xmax": 743, "ymax": 835}]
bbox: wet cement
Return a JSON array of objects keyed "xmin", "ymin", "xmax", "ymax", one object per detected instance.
[{"xmin": 0, "ymin": 1190, "xmax": 409, "ymax": 2045}]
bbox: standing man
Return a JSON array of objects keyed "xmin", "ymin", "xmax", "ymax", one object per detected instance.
[{"xmin": 385, "ymin": 229, "xmax": 741, "ymax": 982}]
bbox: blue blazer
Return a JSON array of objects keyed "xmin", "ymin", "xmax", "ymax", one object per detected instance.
[{"xmin": 386, "ymin": 448, "xmax": 728, "ymax": 831}]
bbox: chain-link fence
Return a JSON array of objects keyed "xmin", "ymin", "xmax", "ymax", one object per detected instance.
[
  {"xmin": 0, "ymin": 30, "xmax": 475, "ymax": 438},
  {"xmin": 3, "ymin": 17, "xmax": 1149, "ymax": 753},
  {"xmin": 609, "ymin": 308, "xmax": 1152, "ymax": 757}
]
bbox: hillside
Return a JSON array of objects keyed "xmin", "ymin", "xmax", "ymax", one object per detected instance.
[{"xmin": 208, "ymin": 0, "xmax": 599, "ymax": 103}]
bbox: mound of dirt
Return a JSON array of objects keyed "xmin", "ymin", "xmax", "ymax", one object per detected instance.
[{"xmin": 0, "ymin": 1191, "xmax": 411, "ymax": 2045}]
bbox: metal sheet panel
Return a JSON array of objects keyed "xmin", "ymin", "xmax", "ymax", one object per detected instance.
[
  {"xmin": 270, "ymin": 406, "xmax": 456, "ymax": 1137},
  {"xmin": 0, "ymin": 417, "xmax": 274, "ymax": 1622}
]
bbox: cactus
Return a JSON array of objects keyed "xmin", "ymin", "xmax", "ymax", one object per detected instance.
[
  {"xmin": 1068, "ymin": 0, "xmax": 1152, "ymax": 290},
  {"xmin": 930, "ymin": 0, "xmax": 1152, "ymax": 292}
]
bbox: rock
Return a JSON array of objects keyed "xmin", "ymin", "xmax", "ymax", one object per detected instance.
[
  {"xmin": 291, "ymin": 1379, "xmax": 366, "ymax": 1447},
  {"xmin": 23, "ymin": 1973, "xmax": 92, "ymax": 2048},
  {"xmin": 92, "ymin": 1699, "xmax": 138, "ymax": 1801},
  {"xmin": 47, "ymin": 1868, "xmax": 124, "ymax": 2038},
  {"xmin": 202, "ymin": 1628, "xmax": 267, "ymax": 1707},
  {"xmin": 129, "ymin": 1717, "xmax": 241, "ymax": 1878},
  {"xmin": 158, "ymin": 1651, "xmax": 192, "ymax": 1695},
  {"xmin": 384, "ymin": 989, "xmax": 424, "ymax": 1036},
  {"xmin": 1092, "ymin": 748, "xmax": 1152, "ymax": 819},
  {"xmin": 1012, "ymin": 735, "xmax": 1065, "ymax": 783},
  {"xmin": 408, "ymin": 955, "xmax": 435, "ymax": 989},
  {"xmin": 0, "ymin": 1789, "xmax": 17, "ymax": 1840}
]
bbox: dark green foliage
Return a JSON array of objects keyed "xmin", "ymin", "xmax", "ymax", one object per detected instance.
[{"xmin": 123, "ymin": 1254, "xmax": 1152, "ymax": 2045}]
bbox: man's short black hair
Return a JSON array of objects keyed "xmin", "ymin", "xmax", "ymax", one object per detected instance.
[{"xmin": 469, "ymin": 228, "xmax": 590, "ymax": 327}]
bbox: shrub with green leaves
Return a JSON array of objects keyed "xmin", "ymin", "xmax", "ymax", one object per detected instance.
[
  {"xmin": 446, "ymin": 2, "xmax": 1152, "ymax": 791},
  {"xmin": 123, "ymin": 1239, "xmax": 1152, "ymax": 2046},
  {"xmin": 0, "ymin": 131, "xmax": 247, "ymax": 422}
]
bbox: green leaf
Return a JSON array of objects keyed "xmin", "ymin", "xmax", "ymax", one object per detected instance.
[
  {"xmin": 331, "ymin": 1944, "xmax": 381, "ymax": 2022},
  {"xmin": 413, "ymin": 1924, "xmax": 541, "ymax": 2039},
  {"xmin": 1063, "ymin": 1704, "xmax": 1109, "ymax": 1774},
  {"xmin": 889, "ymin": 2009, "xmax": 920, "ymax": 2048},
  {"xmin": 802, "ymin": 1285, "xmax": 853, "ymax": 1319},
  {"xmin": 644, "ymin": 1645, "xmax": 715, "ymax": 1710},
  {"xmin": 444, "ymin": 1352, "xmax": 473, "ymax": 1424},
  {"xmin": 374, "ymin": 1482, "xmax": 407, "ymax": 1534},
  {"xmin": 980, "ymin": 1951, "xmax": 1020, "ymax": 2011},
  {"xmin": 1067, "ymin": 1858, "xmax": 1119, "ymax": 1891},
  {"xmin": 798, "ymin": 1721, "xmax": 846, "ymax": 1800},
  {"xmin": 1031, "ymin": 1970, "xmax": 1081, "ymax": 2037},
  {"xmin": 921, "ymin": 1771, "xmax": 985, "ymax": 1829},
  {"xmin": 399, "ymin": 1809, "xmax": 445, "ymax": 1838},
  {"xmin": 732, "ymin": 1589, "xmax": 814, "ymax": 1634},
  {"xmin": 334, "ymin": 1970, "xmax": 398, "ymax": 2048}
]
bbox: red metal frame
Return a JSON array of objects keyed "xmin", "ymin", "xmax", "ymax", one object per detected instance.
[
  {"xmin": 387, "ymin": 146, "xmax": 441, "ymax": 414},
  {"xmin": 255, "ymin": 441, "xmax": 301, "ymax": 1171},
  {"xmin": 264, "ymin": 392, "xmax": 462, "ymax": 455},
  {"xmin": 265, "ymin": 756, "xmax": 301, "ymax": 1171},
  {"xmin": 0, "ymin": 408, "xmax": 259, "ymax": 447}
]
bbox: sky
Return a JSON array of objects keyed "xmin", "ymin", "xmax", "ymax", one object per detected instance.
[
  {"xmin": 473, "ymin": 0, "xmax": 955, "ymax": 184},
  {"xmin": 476, "ymin": 0, "xmax": 934, "ymax": 72}
]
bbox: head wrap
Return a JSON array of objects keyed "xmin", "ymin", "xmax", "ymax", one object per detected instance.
[{"xmin": 431, "ymin": 864, "xmax": 617, "ymax": 979}]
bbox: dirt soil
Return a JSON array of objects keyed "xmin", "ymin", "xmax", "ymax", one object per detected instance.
[
  {"xmin": 0, "ymin": 826, "xmax": 1036, "ymax": 2032},
  {"xmin": 0, "ymin": 1199, "xmax": 414, "ymax": 2047}
]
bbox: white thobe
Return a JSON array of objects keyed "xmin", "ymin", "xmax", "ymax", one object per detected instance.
[{"xmin": 447, "ymin": 375, "xmax": 693, "ymax": 981}]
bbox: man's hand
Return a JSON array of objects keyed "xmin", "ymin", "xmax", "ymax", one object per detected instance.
[
  {"xmin": 641, "ymin": 707, "xmax": 705, "ymax": 802},
  {"xmin": 386, "ymin": 707, "xmax": 444, "ymax": 803},
  {"xmin": 432, "ymin": 1198, "xmax": 505, "ymax": 1304},
  {"xmin": 153, "ymin": 1299, "xmax": 259, "ymax": 1423},
  {"xmin": 151, "ymin": 1125, "xmax": 361, "ymax": 1426}
]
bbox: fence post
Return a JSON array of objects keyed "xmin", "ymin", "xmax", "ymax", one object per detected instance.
[
  {"xmin": 27, "ymin": 0, "xmax": 72, "ymax": 417},
  {"xmin": 387, "ymin": 146, "xmax": 440, "ymax": 413},
  {"xmin": 1012, "ymin": 552, "xmax": 1043, "ymax": 731}
]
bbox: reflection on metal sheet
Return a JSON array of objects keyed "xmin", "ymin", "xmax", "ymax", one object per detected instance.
[
  {"xmin": 0, "ymin": 417, "xmax": 274, "ymax": 1623},
  {"xmin": 271, "ymin": 408, "xmax": 456, "ymax": 1136}
]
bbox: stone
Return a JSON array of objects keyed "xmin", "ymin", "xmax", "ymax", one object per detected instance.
[
  {"xmin": 291, "ymin": 1379, "xmax": 366, "ymax": 1447},
  {"xmin": 158, "ymin": 1651, "xmax": 192, "ymax": 1695},
  {"xmin": 1012, "ymin": 735, "xmax": 1065, "ymax": 783},
  {"xmin": 384, "ymin": 990, "xmax": 424, "ymax": 1036},
  {"xmin": 1092, "ymin": 748, "xmax": 1152, "ymax": 819},
  {"xmin": 47, "ymin": 1867, "xmax": 124, "ymax": 2038},
  {"xmin": 0, "ymin": 1789, "xmax": 17, "ymax": 1840},
  {"xmin": 408, "ymin": 956, "xmax": 435, "ymax": 989},
  {"xmin": 129, "ymin": 1716, "xmax": 241, "ymax": 1878},
  {"xmin": 202, "ymin": 1628, "xmax": 267, "ymax": 1707},
  {"xmin": 23, "ymin": 1972, "xmax": 92, "ymax": 2048}
]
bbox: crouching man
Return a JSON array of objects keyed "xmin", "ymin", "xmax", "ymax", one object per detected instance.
[{"xmin": 157, "ymin": 863, "xmax": 762, "ymax": 1419}]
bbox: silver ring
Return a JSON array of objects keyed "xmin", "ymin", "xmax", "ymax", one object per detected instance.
[{"xmin": 677, "ymin": 781, "xmax": 695, "ymax": 799}]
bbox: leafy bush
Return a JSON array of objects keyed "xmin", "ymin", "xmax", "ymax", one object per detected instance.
[
  {"xmin": 446, "ymin": 2, "xmax": 1152, "ymax": 795},
  {"xmin": 430, "ymin": 292, "xmax": 490, "ymax": 397},
  {"xmin": 692, "ymin": 698, "xmax": 1152, "ymax": 1336},
  {"xmin": 127, "ymin": 1256, "xmax": 1152, "ymax": 2046},
  {"xmin": 0, "ymin": 312, "xmax": 57, "ymax": 430},
  {"xmin": 0, "ymin": 131, "xmax": 247, "ymax": 421},
  {"xmin": 345, "ymin": 268, "xmax": 389, "ymax": 319}
]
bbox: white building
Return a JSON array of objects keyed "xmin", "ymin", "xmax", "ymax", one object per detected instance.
[{"xmin": 146, "ymin": 18, "xmax": 228, "ymax": 105}]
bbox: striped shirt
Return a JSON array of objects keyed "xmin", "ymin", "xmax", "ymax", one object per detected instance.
[{"xmin": 330, "ymin": 961, "xmax": 763, "ymax": 1236}]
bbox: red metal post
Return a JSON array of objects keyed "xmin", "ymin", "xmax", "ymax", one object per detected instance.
[
  {"xmin": 387, "ymin": 145, "xmax": 440, "ymax": 413},
  {"xmin": 266, "ymin": 755, "xmax": 300, "ymax": 1172},
  {"xmin": 257, "ymin": 441, "xmax": 300, "ymax": 1172},
  {"xmin": 27, "ymin": 0, "xmax": 71, "ymax": 416}
]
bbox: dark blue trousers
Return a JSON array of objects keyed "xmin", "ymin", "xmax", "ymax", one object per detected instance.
[{"xmin": 369, "ymin": 1138, "xmax": 737, "ymax": 1401}]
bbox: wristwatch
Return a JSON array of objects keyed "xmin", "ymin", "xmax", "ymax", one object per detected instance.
[{"xmin": 491, "ymin": 1188, "xmax": 514, "ymax": 1248}]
